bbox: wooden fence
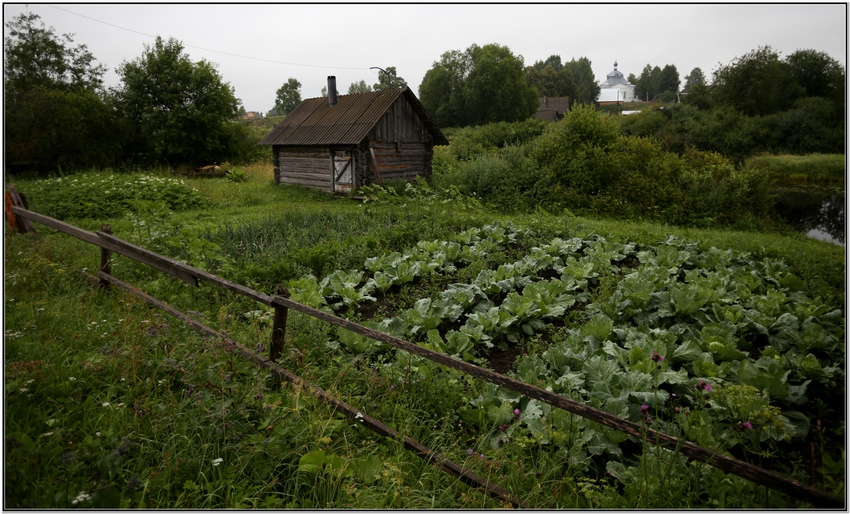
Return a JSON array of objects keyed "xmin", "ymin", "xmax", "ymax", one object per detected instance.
[{"xmin": 5, "ymin": 186, "xmax": 843, "ymax": 509}]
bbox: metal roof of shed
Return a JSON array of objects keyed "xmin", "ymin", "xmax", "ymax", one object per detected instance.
[{"xmin": 260, "ymin": 87, "xmax": 448, "ymax": 146}]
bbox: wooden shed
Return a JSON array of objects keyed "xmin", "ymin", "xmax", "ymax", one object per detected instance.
[{"xmin": 260, "ymin": 76, "xmax": 448, "ymax": 194}]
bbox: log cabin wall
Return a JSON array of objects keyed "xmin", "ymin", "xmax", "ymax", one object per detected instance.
[
  {"xmin": 368, "ymin": 142, "xmax": 432, "ymax": 183},
  {"xmin": 369, "ymin": 96, "xmax": 432, "ymax": 144},
  {"xmin": 274, "ymin": 146, "xmax": 334, "ymax": 191},
  {"xmin": 364, "ymin": 96, "xmax": 434, "ymax": 184}
]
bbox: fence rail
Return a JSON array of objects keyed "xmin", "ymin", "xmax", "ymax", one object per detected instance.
[{"xmin": 6, "ymin": 189, "xmax": 843, "ymax": 508}]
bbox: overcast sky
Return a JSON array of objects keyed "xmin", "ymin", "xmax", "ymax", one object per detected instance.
[{"xmin": 4, "ymin": 3, "xmax": 847, "ymax": 113}]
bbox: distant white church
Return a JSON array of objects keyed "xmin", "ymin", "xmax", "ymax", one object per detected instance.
[{"xmin": 598, "ymin": 61, "xmax": 635, "ymax": 103}]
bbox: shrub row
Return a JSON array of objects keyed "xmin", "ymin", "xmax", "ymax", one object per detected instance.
[
  {"xmin": 433, "ymin": 106, "xmax": 776, "ymax": 229},
  {"xmin": 617, "ymin": 100, "xmax": 844, "ymax": 163}
]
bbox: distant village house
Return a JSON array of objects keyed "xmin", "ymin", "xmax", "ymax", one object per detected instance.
[{"xmin": 534, "ymin": 96, "xmax": 570, "ymax": 122}]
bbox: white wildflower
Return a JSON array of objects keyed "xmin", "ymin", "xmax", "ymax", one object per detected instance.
[
  {"xmin": 71, "ymin": 491, "xmax": 91, "ymax": 505},
  {"xmin": 42, "ymin": 432, "xmax": 54, "ymax": 437},
  {"xmin": 212, "ymin": 458, "xmax": 224, "ymax": 466},
  {"xmin": 69, "ymin": 377, "xmax": 77, "ymax": 382},
  {"xmin": 102, "ymin": 402, "xmax": 110, "ymax": 407},
  {"xmin": 354, "ymin": 412, "xmax": 364, "ymax": 423}
]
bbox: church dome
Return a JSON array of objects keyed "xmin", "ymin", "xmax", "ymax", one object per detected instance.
[{"xmin": 602, "ymin": 61, "xmax": 632, "ymax": 87}]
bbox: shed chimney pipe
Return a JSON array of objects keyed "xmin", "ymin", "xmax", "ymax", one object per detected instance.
[{"xmin": 327, "ymin": 76, "xmax": 337, "ymax": 107}]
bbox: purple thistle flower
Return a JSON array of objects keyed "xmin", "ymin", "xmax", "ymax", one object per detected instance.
[
  {"xmin": 738, "ymin": 421, "xmax": 753, "ymax": 430},
  {"xmin": 514, "ymin": 408, "xmax": 521, "ymax": 417},
  {"xmin": 640, "ymin": 404, "xmax": 649, "ymax": 412},
  {"xmin": 467, "ymin": 448, "xmax": 474, "ymax": 455},
  {"xmin": 498, "ymin": 437, "xmax": 504, "ymax": 445},
  {"xmin": 651, "ymin": 349, "xmax": 664, "ymax": 362}
]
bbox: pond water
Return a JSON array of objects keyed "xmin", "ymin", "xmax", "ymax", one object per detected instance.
[{"xmin": 773, "ymin": 186, "xmax": 845, "ymax": 245}]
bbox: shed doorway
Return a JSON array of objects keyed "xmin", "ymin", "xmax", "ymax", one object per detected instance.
[{"xmin": 333, "ymin": 151, "xmax": 353, "ymax": 193}]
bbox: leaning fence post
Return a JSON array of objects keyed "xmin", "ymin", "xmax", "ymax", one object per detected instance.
[
  {"xmin": 100, "ymin": 224, "xmax": 112, "ymax": 290},
  {"xmin": 270, "ymin": 285, "xmax": 291, "ymax": 362}
]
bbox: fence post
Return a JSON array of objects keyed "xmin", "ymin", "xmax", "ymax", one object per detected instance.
[
  {"xmin": 100, "ymin": 224, "xmax": 112, "ymax": 290},
  {"xmin": 270, "ymin": 285, "xmax": 290, "ymax": 362}
]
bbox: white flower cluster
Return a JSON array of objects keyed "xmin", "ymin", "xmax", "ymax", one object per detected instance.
[{"xmin": 71, "ymin": 491, "xmax": 91, "ymax": 505}]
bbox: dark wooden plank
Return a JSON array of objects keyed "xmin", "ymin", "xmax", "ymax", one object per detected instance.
[
  {"xmin": 278, "ymin": 177, "xmax": 332, "ymax": 191},
  {"xmin": 97, "ymin": 231, "xmax": 200, "ymax": 287},
  {"xmin": 11, "ymin": 205, "xmax": 97, "ymax": 244},
  {"xmin": 100, "ymin": 224, "xmax": 112, "ymax": 290},
  {"xmin": 5, "ymin": 192, "xmax": 19, "ymax": 232},
  {"xmin": 270, "ymin": 285, "xmax": 290, "ymax": 362},
  {"xmin": 369, "ymin": 147, "xmax": 383, "ymax": 186},
  {"xmin": 7, "ymin": 185, "xmax": 37, "ymax": 234},
  {"xmin": 96, "ymin": 231, "xmax": 274, "ymax": 305}
]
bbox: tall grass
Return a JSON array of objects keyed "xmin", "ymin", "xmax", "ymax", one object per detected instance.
[{"xmin": 745, "ymin": 153, "xmax": 845, "ymax": 185}]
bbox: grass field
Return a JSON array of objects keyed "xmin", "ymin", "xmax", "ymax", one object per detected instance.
[{"xmin": 4, "ymin": 163, "xmax": 845, "ymax": 508}]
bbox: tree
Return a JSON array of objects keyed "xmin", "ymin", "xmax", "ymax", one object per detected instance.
[
  {"xmin": 115, "ymin": 36, "xmax": 240, "ymax": 166},
  {"xmin": 419, "ymin": 43, "xmax": 537, "ymax": 127},
  {"xmin": 562, "ymin": 57, "xmax": 600, "ymax": 104},
  {"xmin": 657, "ymin": 64, "xmax": 680, "ymax": 97},
  {"xmin": 347, "ymin": 79, "xmax": 372, "ymax": 94},
  {"xmin": 4, "ymin": 12, "xmax": 105, "ymax": 93},
  {"xmin": 785, "ymin": 49, "xmax": 845, "ymax": 103},
  {"xmin": 419, "ymin": 48, "xmax": 474, "ymax": 127},
  {"xmin": 274, "ymin": 78, "xmax": 301, "ymax": 116},
  {"xmin": 464, "ymin": 44, "xmax": 539, "ymax": 125},
  {"xmin": 634, "ymin": 64, "xmax": 660, "ymax": 101},
  {"xmin": 711, "ymin": 45, "xmax": 794, "ymax": 116},
  {"xmin": 372, "ymin": 66, "xmax": 407, "ymax": 89},
  {"xmin": 533, "ymin": 55, "xmax": 565, "ymax": 72},
  {"xmin": 4, "ymin": 12, "xmax": 117, "ymax": 172},
  {"xmin": 683, "ymin": 67, "xmax": 706, "ymax": 92},
  {"xmin": 526, "ymin": 61, "xmax": 577, "ymax": 98}
]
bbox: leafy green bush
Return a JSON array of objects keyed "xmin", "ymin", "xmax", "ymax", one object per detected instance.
[
  {"xmin": 221, "ymin": 123, "xmax": 270, "ymax": 165},
  {"xmin": 672, "ymin": 149, "xmax": 775, "ymax": 227},
  {"xmin": 20, "ymin": 172, "xmax": 208, "ymax": 220},
  {"xmin": 226, "ymin": 168, "xmax": 249, "ymax": 183},
  {"xmin": 447, "ymin": 119, "xmax": 546, "ymax": 160},
  {"xmin": 530, "ymin": 105, "xmax": 620, "ymax": 206}
]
